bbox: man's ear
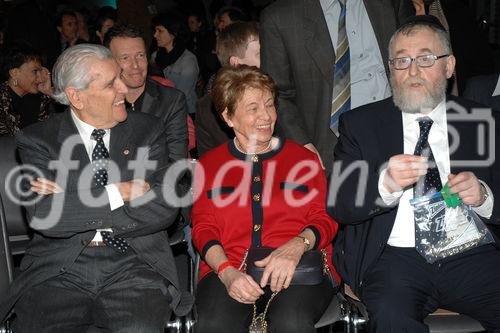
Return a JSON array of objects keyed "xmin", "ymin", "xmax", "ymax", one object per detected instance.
[
  {"xmin": 222, "ymin": 108, "xmax": 233, "ymax": 127},
  {"xmin": 229, "ymin": 56, "xmax": 240, "ymax": 67},
  {"xmin": 65, "ymin": 87, "xmax": 84, "ymax": 110},
  {"xmin": 445, "ymin": 54, "xmax": 456, "ymax": 79}
]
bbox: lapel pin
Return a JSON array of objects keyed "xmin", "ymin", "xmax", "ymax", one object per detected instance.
[{"xmin": 123, "ymin": 149, "xmax": 130, "ymax": 156}]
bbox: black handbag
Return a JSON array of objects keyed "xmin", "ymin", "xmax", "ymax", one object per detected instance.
[{"xmin": 245, "ymin": 247, "xmax": 327, "ymax": 286}]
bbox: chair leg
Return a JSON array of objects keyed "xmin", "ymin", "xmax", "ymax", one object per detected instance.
[{"xmin": 165, "ymin": 316, "xmax": 183, "ymax": 333}]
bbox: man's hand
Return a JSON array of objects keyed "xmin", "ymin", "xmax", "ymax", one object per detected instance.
[
  {"xmin": 218, "ymin": 266, "xmax": 264, "ymax": 304},
  {"xmin": 448, "ymin": 172, "xmax": 485, "ymax": 207},
  {"xmin": 304, "ymin": 143, "xmax": 325, "ymax": 169},
  {"xmin": 30, "ymin": 178, "xmax": 63, "ymax": 195},
  {"xmin": 116, "ymin": 179, "xmax": 150, "ymax": 201},
  {"xmin": 383, "ymin": 154, "xmax": 428, "ymax": 193},
  {"xmin": 254, "ymin": 237, "xmax": 305, "ymax": 292}
]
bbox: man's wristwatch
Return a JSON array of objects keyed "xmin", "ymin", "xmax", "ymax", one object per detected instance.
[
  {"xmin": 479, "ymin": 183, "xmax": 489, "ymax": 206},
  {"xmin": 296, "ymin": 236, "xmax": 310, "ymax": 251}
]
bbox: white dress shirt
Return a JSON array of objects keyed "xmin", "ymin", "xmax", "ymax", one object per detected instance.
[{"xmin": 377, "ymin": 100, "xmax": 494, "ymax": 247}]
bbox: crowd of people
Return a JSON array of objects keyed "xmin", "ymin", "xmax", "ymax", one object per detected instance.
[{"xmin": 0, "ymin": 0, "xmax": 499, "ymax": 332}]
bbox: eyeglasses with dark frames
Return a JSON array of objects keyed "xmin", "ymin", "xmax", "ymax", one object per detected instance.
[{"xmin": 388, "ymin": 54, "xmax": 450, "ymax": 70}]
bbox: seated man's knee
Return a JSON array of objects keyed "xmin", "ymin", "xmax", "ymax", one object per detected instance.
[{"xmin": 363, "ymin": 292, "xmax": 424, "ymax": 322}]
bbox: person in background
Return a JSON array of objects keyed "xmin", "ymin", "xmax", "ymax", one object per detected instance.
[
  {"xmin": 411, "ymin": 0, "xmax": 493, "ymax": 95},
  {"xmin": 104, "ymin": 24, "xmax": 188, "ymax": 162},
  {"xmin": 192, "ymin": 65, "xmax": 338, "ymax": 333},
  {"xmin": 0, "ymin": 43, "xmax": 53, "ymax": 136},
  {"xmin": 152, "ymin": 12, "xmax": 199, "ymax": 117},
  {"xmin": 57, "ymin": 10, "xmax": 83, "ymax": 52},
  {"xmin": 463, "ymin": 73, "xmax": 500, "ymax": 112},
  {"xmin": 186, "ymin": 12, "xmax": 218, "ymax": 90},
  {"xmin": 196, "ymin": 21, "xmax": 260, "ymax": 157},
  {"xmin": 260, "ymin": 0, "xmax": 413, "ymax": 174},
  {"xmin": 215, "ymin": 6, "xmax": 247, "ymax": 33},
  {"xmin": 94, "ymin": 12, "xmax": 116, "ymax": 45},
  {"xmin": 75, "ymin": 9, "xmax": 90, "ymax": 42}
]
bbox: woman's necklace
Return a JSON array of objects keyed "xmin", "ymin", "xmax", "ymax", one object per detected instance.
[{"xmin": 234, "ymin": 138, "xmax": 273, "ymax": 155}]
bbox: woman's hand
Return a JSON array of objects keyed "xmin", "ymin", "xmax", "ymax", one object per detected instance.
[
  {"xmin": 218, "ymin": 266, "xmax": 264, "ymax": 304},
  {"xmin": 37, "ymin": 67, "xmax": 54, "ymax": 96},
  {"xmin": 254, "ymin": 237, "xmax": 306, "ymax": 292}
]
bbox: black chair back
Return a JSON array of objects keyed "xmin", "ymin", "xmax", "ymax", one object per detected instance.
[
  {"xmin": 0, "ymin": 191, "xmax": 14, "ymax": 300},
  {"xmin": 0, "ymin": 136, "xmax": 31, "ymax": 255}
]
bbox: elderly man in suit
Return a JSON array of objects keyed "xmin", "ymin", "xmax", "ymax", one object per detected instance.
[
  {"xmin": 260, "ymin": 0, "xmax": 414, "ymax": 173},
  {"xmin": 104, "ymin": 24, "xmax": 188, "ymax": 162},
  {"xmin": 0, "ymin": 44, "xmax": 192, "ymax": 332},
  {"xmin": 329, "ymin": 15, "xmax": 500, "ymax": 331}
]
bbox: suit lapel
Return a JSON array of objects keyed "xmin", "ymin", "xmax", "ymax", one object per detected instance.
[
  {"xmin": 376, "ymin": 101, "xmax": 404, "ymax": 159},
  {"xmin": 57, "ymin": 110, "xmax": 90, "ymax": 166},
  {"xmin": 139, "ymin": 81, "xmax": 158, "ymax": 116},
  {"xmin": 303, "ymin": 0, "xmax": 335, "ymax": 83},
  {"xmin": 109, "ymin": 118, "xmax": 135, "ymax": 174},
  {"xmin": 56, "ymin": 110, "xmax": 92, "ymax": 190}
]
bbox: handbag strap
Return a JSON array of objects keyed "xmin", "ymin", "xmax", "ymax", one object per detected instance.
[{"xmin": 250, "ymin": 291, "xmax": 279, "ymax": 331}]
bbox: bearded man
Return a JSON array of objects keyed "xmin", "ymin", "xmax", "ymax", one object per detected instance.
[{"xmin": 328, "ymin": 15, "xmax": 500, "ymax": 332}]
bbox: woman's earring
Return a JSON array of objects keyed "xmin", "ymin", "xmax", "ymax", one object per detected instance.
[{"xmin": 13, "ymin": 79, "xmax": 18, "ymax": 86}]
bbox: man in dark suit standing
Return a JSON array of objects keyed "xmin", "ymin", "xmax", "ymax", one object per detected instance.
[
  {"xmin": 105, "ymin": 24, "xmax": 188, "ymax": 162},
  {"xmin": 329, "ymin": 16, "xmax": 500, "ymax": 331},
  {"xmin": 0, "ymin": 44, "xmax": 192, "ymax": 332},
  {"xmin": 260, "ymin": 0, "xmax": 413, "ymax": 173},
  {"xmin": 464, "ymin": 73, "xmax": 500, "ymax": 112}
]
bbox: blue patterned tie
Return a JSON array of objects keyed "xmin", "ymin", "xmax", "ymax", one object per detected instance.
[
  {"xmin": 330, "ymin": 0, "xmax": 351, "ymax": 135},
  {"xmin": 91, "ymin": 129, "xmax": 129, "ymax": 253}
]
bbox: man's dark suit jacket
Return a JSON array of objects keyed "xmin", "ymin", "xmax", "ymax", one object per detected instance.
[
  {"xmin": 136, "ymin": 78, "xmax": 188, "ymax": 162},
  {"xmin": 260, "ymin": 0, "xmax": 413, "ymax": 172},
  {"xmin": 328, "ymin": 96, "xmax": 500, "ymax": 296},
  {"xmin": 0, "ymin": 111, "xmax": 193, "ymax": 320},
  {"xmin": 464, "ymin": 74, "xmax": 500, "ymax": 112}
]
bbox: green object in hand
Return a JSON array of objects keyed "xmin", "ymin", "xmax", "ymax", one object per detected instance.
[{"xmin": 441, "ymin": 182, "xmax": 462, "ymax": 208}]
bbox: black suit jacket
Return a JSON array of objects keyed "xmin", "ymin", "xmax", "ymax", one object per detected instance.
[
  {"xmin": 328, "ymin": 96, "xmax": 500, "ymax": 296},
  {"xmin": 136, "ymin": 78, "xmax": 188, "ymax": 162},
  {"xmin": 0, "ymin": 111, "xmax": 193, "ymax": 320},
  {"xmin": 464, "ymin": 74, "xmax": 500, "ymax": 112},
  {"xmin": 260, "ymin": 0, "xmax": 413, "ymax": 172}
]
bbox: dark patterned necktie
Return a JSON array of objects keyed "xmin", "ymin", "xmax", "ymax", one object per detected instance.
[
  {"xmin": 413, "ymin": 117, "xmax": 443, "ymax": 257},
  {"xmin": 413, "ymin": 118, "xmax": 442, "ymax": 197},
  {"xmin": 91, "ymin": 129, "xmax": 129, "ymax": 253},
  {"xmin": 330, "ymin": 0, "xmax": 351, "ymax": 135},
  {"xmin": 91, "ymin": 129, "xmax": 109, "ymax": 187}
]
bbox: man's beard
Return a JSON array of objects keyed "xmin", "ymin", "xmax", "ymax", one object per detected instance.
[{"xmin": 391, "ymin": 70, "xmax": 447, "ymax": 114}]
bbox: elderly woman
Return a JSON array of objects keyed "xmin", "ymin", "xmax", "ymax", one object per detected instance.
[
  {"xmin": 151, "ymin": 13, "xmax": 199, "ymax": 116},
  {"xmin": 0, "ymin": 44, "xmax": 53, "ymax": 136},
  {"xmin": 191, "ymin": 65, "xmax": 339, "ymax": 333}
]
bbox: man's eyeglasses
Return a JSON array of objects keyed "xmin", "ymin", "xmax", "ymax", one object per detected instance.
[{"xmin": 388, "ymin": 54, "xmax": 450, "ymax": 70}]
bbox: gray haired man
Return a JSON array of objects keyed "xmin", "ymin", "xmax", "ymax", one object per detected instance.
[{"xmin": 0, "ymin": 44, "xmax": 192, "ymax": 332}]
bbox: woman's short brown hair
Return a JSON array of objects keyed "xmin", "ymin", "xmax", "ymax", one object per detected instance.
[{"xmin": 211, "ymin": 65, "xmax": 277, "ymax": 119}]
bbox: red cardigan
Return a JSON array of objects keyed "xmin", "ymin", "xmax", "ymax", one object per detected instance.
[{"xmin": 192, "ymin": 138, "xmax": 340, "ymax": 282}]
